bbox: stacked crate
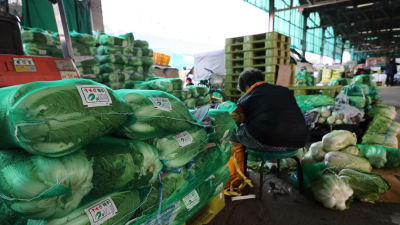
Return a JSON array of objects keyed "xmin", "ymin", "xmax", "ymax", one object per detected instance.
[{"xmin": 224, "ymin": 32, "xmax": 291, "ymax": 102}]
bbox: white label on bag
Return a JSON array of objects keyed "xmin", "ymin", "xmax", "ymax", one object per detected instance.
[
  {"xmin": 182, "ymin": 190, "xmax": 200, "ymax": 211},
  {"xmin": 215, "ymin": 183, "xmax": 224, "ymax": 195},
  {"xmin": 39, "ymin": 50, "xmax": 46, "ymax": 55},
  {"xmin": 220, "ymin": 130, "xmax": 230, "ymax": 141},
  {"xmin": 148, "ymin": 97, "xmax": 172, "ymax": 112},
  {"xmin": 76, "ymin": 85, "xmax": 112, "ymax": 107},
  {"xmin": 84, "ymin": 196, "xmax": 118, "ymax": 225},
  {"xmin": 173, "ymin": 131, "xmax": 194, "ymax": 148}
]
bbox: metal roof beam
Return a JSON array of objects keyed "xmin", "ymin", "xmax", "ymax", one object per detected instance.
[
  {"xmin": 307, "ymin": 16, "xmax": 400, "ymax": 29},
  {"xmin": 274, "ymin": 0, "xmax": 353, "ymax": 12}
]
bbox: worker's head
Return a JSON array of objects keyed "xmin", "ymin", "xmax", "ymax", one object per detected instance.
[
  {"xmin": 391, "ymin": 58, "xmax": 396, "ymax": 63},
  {"xmin": 237, "ymin": 68, "xmax": 264, "ymax": 93},
  {"xmin": 186, "ymin": 77, "xmax": 192, "ymax": 84}
]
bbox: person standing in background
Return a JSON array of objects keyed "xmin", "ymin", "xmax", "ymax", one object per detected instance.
[
  {"xmin": 185, "ymin": 77, "xmax": 194, "ymax": 86},
  {"xmin": 385, "ymin": 59, "xmax": 398, "ymax": 87}
]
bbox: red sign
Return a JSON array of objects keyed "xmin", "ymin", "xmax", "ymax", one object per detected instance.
[{"xmin": 298, "ymin": 7, "xmax": 304, "ymax": 12}]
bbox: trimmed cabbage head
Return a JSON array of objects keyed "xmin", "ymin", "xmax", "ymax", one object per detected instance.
[
  {"xmin": 324, "ymin": 152, "xmax": 372, "ymax": 173},
  {"xmin": 339, "ymin": 168, "xmax": 391, "ymax": 203},
  {"xmin": 310, "ymin": 171, "xmax": 353, "ymax": 211},
  {"xmin": 322, "ymin": 130, "xmax": 357, "ymax": 152},
  {"xmin": 339, "ymin": 145, "xmax": 359, "ymax": 155},
  {"xmin": 310, "ymin": 141, "xmax": 327, "ymax": 161},
  {"xmin": 0, "ymin": 150, "xmax": 93, "ymax": 219},
  {"xmin": 361, "ymin": 132, "xmax": 398, "ymax": 149}
]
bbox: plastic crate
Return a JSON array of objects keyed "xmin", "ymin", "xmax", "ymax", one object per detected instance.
[
  {"xmin": 244, "ymin": 48, "xmax": 290, "ymax": 58},
  {"xmin": 186, "ymin": 190, "xmax": 226, "ymax": 225},
  {"xmin": 243, "ymin": 40, "xmax": 290, "ymax": 51},
  {"xmin": 225, "ymin": 52, "xmax": 245, "ymax": 61},
  {"xmin": 244, "ymin": 32, "xmax": 291, "ymax": 43}
]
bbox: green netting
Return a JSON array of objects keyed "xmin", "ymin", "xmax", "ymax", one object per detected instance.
[
  {"xmin": 295, "ymin": 94, "xmax": 335, "ymax": 113},
  {"xmin": 81, "ymin": 74, "xmax": 102, "ymax": 83},
  {"xmin": 99, "ymin": 63, "xmax": 125, "ymax": 74},
  {"xmin": 22, "ymin": 30, "xmax": 55, "ymax": 45},
  {"xmin": 135, "ymin": 40, "xmax": 149, "ymax": 48},
  {"xmin": 0, "ymin": 202, "xmax": 28, "ymax": 225},
  {"xmin": 55, "ymin": 31, "xmax": 95, "ymax": 47},
  {"xmin": 101, "ymin": 73, "xmax": 128, "ymax": 83},
  {"xmin": 141, "ymin": 57, "xmax": 154, "ymax": 71},
  {"xmin": 145, "ymin": 77, "xmax": 163, "ymax": 82},
  {"xmin": 216, "ymin": 101, "xmax": 236, "ymax": 114},
  {"xmin": 77, "ymin": 65, "xmax": 100, "ymax": 75},
  {"xmin": 196, "ymin": 96, "xmax": 209, "ymax": 107},
  {"xmin": 75, "ymin": 57, "xmax": 100, "ymax": 67},
  {"xmin": 181, "ymin": 91, "xmax": 190, "ymax": 101},
  {"xmin": 97, "ymin": 46, "xmax": 124, "ymax": 55},
  {"xmin": 96, "ymin": 33, "xmax": 128, "ymax": 47},
  {"xmin": 127, "ymin": 73, "xmax": 145, "ymax": 82},
  {"xmin": 23, "ymin": 43, "xmax": 56, "ymax": 56},
  {"xmin": 132, "ymin": 47, "xmax": 143, "ymax": 57},
  {"xmin": 342, "ymin": 83, "xmax": 370, "ymax": 96},
  {"xmin": 119, "ymin": 33, "xmax": 135, "ymax": 50},
  {"xmin": 207, "ymin": 109, "xmax": 237, "ymax": 144},
  {"xmin": 142, "ymin": 48, "xmax": 154, "ymax": 57},
  {"xmin": 147, "ymin": 125, "xmax": 209, "ymax": 169},
  {"xmin": 114, "ymin": 89, "xmax": 200, "ymax": 140},
  {"xmin": 353, "ymin": 75, "xmax": 374, "ymax": 85},
  {"xmin": 120, "ymin": 81, "xmax": 143, "ymax": 89},
  {"xmin": 366, "ymin": 115, "xmax": 400, "ymax": 137},
  {"xmin": 124, "ymin": 65, "xmax": 144, "ymax": 74},
  {"xmin": 366, "ymin": 104, "xmax": 396, "ymax": 120},
  {"xmin": 144, "ymin": 66, "xmax": 155, "ymax": 74},
  {"xmin": 170, "ymin": 78, "xmax": 184, "ymax": 91},
  {"xmin": 0, "ymin": 79, "xmax": 135, "ymax": 157},
  {"xmin": 358, "ymin": 145, "xmax": 400, "ymax": 168},
  {"xmin": 329, "ymin": 78, "xmax": 353, "ymax": 86},
  {"xmin": 370, "ymin": 93, "xmax": 381, "ymax": 101},
  {"xmin": 295, "ymin": 77, "xmax": 307, "ymax": 86},
  {"xmin": 348, "ymin": 96, "xmax": 366, "ymax": 108},
  {"xmin": 184, "ymin": 86, "xmax": 209, "ymax": 98},
  {"xmin": 184, "ymin": 98, "xmax": 197, "ymax": 109},
  {"xmin": 149, "ymin": 79, "xmax": 174, "ymax": 92},
  {"xmin": 361, "ymin": 132, "xmax": 398, "ymax": 149},
  {"xmin": 293, "ymin": 162, "xmax": 333, "ymax": 188},
  {"xmin": 127, "ymin": 57, "xmax": 143, "ymax": 67},
  {"xmin": 170, "ymin": 91, "xmax": 182, "ymax": 100}
]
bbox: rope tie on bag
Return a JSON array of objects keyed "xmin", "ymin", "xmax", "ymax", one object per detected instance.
[
  {"xmin": 224, "ymin": 151, "xmax": 253, "ymax": 196},
  {"xmin": 156, "ymin": 172, "xmax": 164, "ymax": 222}
]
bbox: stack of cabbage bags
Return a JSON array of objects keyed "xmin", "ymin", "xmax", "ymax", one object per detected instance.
[
  {"xmin": 21, "ymin": 27, "xmax": 59, "ymax": 58},
  {"xmin": 134, "ymin": 39, "xmax": 155, "ymax": 79},
  {"xmin": 76, "ymin": 57, "xmax": 102, "ymax": 83},
  {"xmin": 0, "ymin": 80, "xmax": 235, "ymax": 224},
  {"xmin": 295, "ymin": 94, "xmax": 335, "ymax": 113},
  {"xmin": 96, "ymin": 32, "xmax": 145, "ymax": 90},
  {"xmin": 361, "ymin": 102, "xmax": 399, "ymax": 148},
  {"xmin": 341, "ymin": 75, "xmax": 381, "ymax": 112},
  {"xmin": 295, "ymin": 71, "xmax": 316, "ymax": 86},
  {"xmin": 329, "ymin": 78, "xmax": 353, "ymax": 86},
  {"xmin": 182, "ymin": 85, "xmax": 210, "ymax": 109},
  {"xmin": 300, "ymin": 130, "xmax": 392, "ymax": 211}
]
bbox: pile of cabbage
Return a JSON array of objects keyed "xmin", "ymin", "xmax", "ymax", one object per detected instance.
[
  {"xmin": 0, "ymin": 80, "xmax": 235, "ymax": 224},
  {"xmin": 317, "ymin": 107, "xmax": 347, "ymax": 125},
  {"xmin": 300, "ymin": 130, "xmax": 393, "ymax": 210}
]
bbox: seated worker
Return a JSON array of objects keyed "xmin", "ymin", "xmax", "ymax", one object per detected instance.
[
  {"xmin": 185, "ymin": 77, "xmax": 194, "ymax": 86},
  {"xmin": 230, "ymin": 68, "xmax": 308, "ymax": 153}
]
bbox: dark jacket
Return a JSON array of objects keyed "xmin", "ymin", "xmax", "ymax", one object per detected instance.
[
  {"xmin": 386, "ymin": 62, "xmax": 398, "ymax": 75},
  {"xmin": 237, "ymin": 83, "xmax": 308, "ymax": 148}
]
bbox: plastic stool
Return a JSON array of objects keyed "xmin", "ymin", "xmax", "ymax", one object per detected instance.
[{"xmin": 244, "ymin": 148, "xmax": 304, "ymax": 199}]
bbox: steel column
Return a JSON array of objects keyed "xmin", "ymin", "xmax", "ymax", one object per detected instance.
[
  {"xmin": 332, "ymin": 30, "xmax": 337, "ymax": 63},
  {"xmin": 302, "ymin": 13, "xmax": 309, "ymax": 58},
  {"xmin": 320, "ymin": 28, "xmax": 327, "ymax": 64},
  {"xmin": 52, "ymin": 0, "xmax": 74, "ymax": 60},
  {"xmin": 268, "ymin": 0, "xmax": 275, "ymax": 32}
]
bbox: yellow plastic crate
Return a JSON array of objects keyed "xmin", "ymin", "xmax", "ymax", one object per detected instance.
[
  {"xmin": 244, "ymin": 32, "xmax": 290, "ymax": 43},
  {"xmin": 186, "ymin": 191, "xmax": 225, "ymax": 225}
]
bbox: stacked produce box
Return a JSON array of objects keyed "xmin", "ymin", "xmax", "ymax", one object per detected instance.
[
  {"xmin": 320, "ymin": 69, "xmax": 332, "ymax": 85},
  {"xmin": 225, "ymin": 32, "xmax": 291, "ymax": 102},
  {"xmin": 330, "ymin": 68, "xmax": 345, "ymax": 81},
  {"xmin": 295, "ymin": 71, "xmax": 316, "ymax": 86},
  {"xmin": 0, "ymin": 79, "xmax": 235, "ymax": 224}
]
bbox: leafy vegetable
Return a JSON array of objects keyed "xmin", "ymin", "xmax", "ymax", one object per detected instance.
[
  {"xmin": 322, "ymin": 130, "xmax": 357, "ymax": 152},
  {"xmin": 127, "ymin": 57, "xmax": 142, "ymax": 67},
  {"xmin": 320, "ymin": 107, "xmax": 331, "ymax": 117},
  {"xmin": 366, "ymin": 114, "xmax": 400, "ymax": 136},
  {"xmin": 366, "ymin": 104, "xmax": 396, "ymax": 120},
  {"xmin": 339, "ymin": 145, "xmax": 359, "ymax": 155},
  {"xmin": 0, "ymin": 79, "xmax": 135, "ymax": 157},
  {"xmin": 132, "ymin": 47, "xmax": 143, "ymax": 57},
  {"xmin": 361, "ymin": 132, "xmax": 398, "ymax": 148},
  {"xmin": 207, "ymin": 109, "xmax": 237, "ymax": 144},
  {"xmin": 75, "ymin": 57, "xmax": 100, "ymax": 67},
  {"xmin": 295, "ymin": 95, "xmax": 335, "ymax": 113},
  {"xmin": 310, "ymin": 170, "xmax": 353, "ymax": 210},
  {"xmin": 23, "ymin": 43, "xmax": 54, "ymax": 56},
  {"xmin": 22, "ymin": 31, "xmax": 55, "ymax": 45},
  {"xmin": 184, "ymin": 98, "xmax": 197, "ymax": 109},
  {"xmin": 149, "ymin": 79, "xmax": 174, "ymax": 92},
  {"xmin": 342, "ymin": 83, "xmax": 370, "ymax": 96},
  {"xmin": 124, "ymin": 65, "xmax": 143, "ymax": 74},
  {"xmin": 99, "ymin": 63, "xmax": 124, "ymax": 74},
  {"xmin": 147, "ymin": 126, "xmax": 209, "ymax": 169},
  {"xmin": 327, "ymin": 116, "xmax": 336, "ymax": 124},
  {"xmin": 184, "ymin": 86, "xmax": 209, "ymax": 97},
  {"xmin": 170, "ymin": 91, "xmax": 182, "ymax": 100},
  {"xmin": 97, "ymin": 46, "xmax": 124, "ymax": 55},
  {"xmin": 196, "ymin": 96, "xmax": 209, "ymax": 106},
  {"xmin": 0, "ymin": 149, "xmax": 93, "ymax": 219},
  {"xmin": 77, "ymin": 65, "xmax": 100, "ymax": 75},
  {"xmin": 348, "ymin": 96, "xmax": 366, "ymax": 108},
  {"xmin": 115, "ymin": 89, "xmax": 199, "ymax": 140},
  {"xmin": 28, "ymin": 190, "xmax": 140, "ymax": 225},
  {"xmin": 324, "ymin": 152, "xmax": 372, "ymax": 173},
  {"xmin": 119, "ymin": 32, "xmax": 134, "ymax": 49},
  {"xmin": 339, "ymin": 168, "xmax": 391, "ymax": 203},
  {"xmin": 81, "ymin": 74, "xmax": 102, "ymax": 83},
  {"xmin": 141, "ymin": 48, "xmax": 154, "ymax": 57},
  {"xmin": 134, "ymin": 40, "xmax": 149, "ymax": 48},
  {"xmin": 310, "ymin": 141, "xmax": 327, "ymax": 161},
  {"xmin": 353, "ymin": 75, "xmax": 374, "ymax": 84},
  {"xmin": 358, "ymin": 145, "xmax": 400, "ymax": 168},
  {"xmin": 170, "ymin": 78, "xmax": 183, "ymax": 90}
]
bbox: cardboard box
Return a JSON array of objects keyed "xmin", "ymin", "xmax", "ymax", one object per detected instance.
[
  {"xmin": 153, "ymin": 65, "xmax": 180, "ymax": 78},
  {"xmin": 276, "ymin": 64, "xmax": 292, "ymax": 87}
]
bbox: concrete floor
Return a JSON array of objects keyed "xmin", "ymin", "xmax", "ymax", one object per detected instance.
[{"xmin": 209, "ymin": 86, "xmax": 400, "ymax": 225}]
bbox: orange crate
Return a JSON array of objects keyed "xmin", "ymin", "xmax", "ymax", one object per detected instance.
[
  {"xmin": 160, "ymin": 54, "xmax": 170, "ymax": 66},
  {"xmin": 152, "ymin": 52, "xmax": 162, "ymax": 65},
  {"xmin": 225, "ymin": 142, "xmax": 245, "ymax": 189}
]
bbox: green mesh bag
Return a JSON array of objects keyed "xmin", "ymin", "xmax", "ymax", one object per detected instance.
[
  {"xmin": 207, "ymin": 109, "xmax": 237, "ymax": 144},
  {"xmin": 1, "ymin": 202, "xmax": 28, "ymax": 225},
  {"xmin": 77, "ymin": 65, "xmax": 100, "ymax": 75},
  {"xmin": 216, "ymin": 101, "xmax": 237, "ymax": 114},
  {"xmin": 144, "ymin": 66, "xmax": 155, "ymax": 74},
  {"xmin": 295, "ymin": 77, "xmax": 307, "ymax": 86},
  {"xmin": 296, "ymin": 71, "xmax": 311, "ymax": 77},
  {"xmin": 114, "ymin": 90, "xmax": 200, "ymax": 140},
  {"xmin": 0, "ymin": 79, "xmax": 135, "ymax": 157},
  {"xmin": 97, "ymin": 46, "xmax": 124, "ymax": 55},
  {"xmin": 295, "ymin": 94, "xmax": 335, "ymax": 113},
  {"xmin": 23, "ymin": 43, "xmax": 54, "ymax": 56},
  {"xmin": 358, "ymin": 144, "xmax": 400, "ymax": 168},
  {"xmin": 124, "ymin": 65, "xmax": 144, "ymax": 74},
  {"xmin": 293, "ymin": 162, "xmax": 332, "ymax": 188},
  {"xmin": 101, "ymin": 72, "xmax": 129, "ymax": 83},
  {"xmin": 366, "ymin": 114, "xmax": 400, "ymax": 137},
  {"xmin": 196, "ymin": 96, "xmax": 209, "ymax": 107},
  {"xmin": 119, "ymin": 32, "xmax": 134, "ymax": 49},
  {"xmin": 342, "ymin": 83, "xmax": 370, "ymax": 96},
  {"xmin": 75, "ymin": 57, "xmax": 100, "ymax": 67},
  {"xmin": 145, "ymin": 77, "xmax": 163, "ymax": 82},
  {"xmin": 22, "ymin": 30, "xmax": 55, "ymax": 45},
  {"xmin": 127, "ymin": 57, "xmax": 143, "ymax": 67},
  {"xmin": 70, "ymin": 31, "xmax": 95, "ymax": 46},
  {"xmin": 370, "ymin": 93, "xmax": 381, "ymax": 101},
  {"xmin": 134, "ymin": 81, "xmax": 152, "ymax": 90},
  {"xmin": 329, "ymin": 78, "xmax": 353, "ymax": 86},
  {"xmin": 170, "ymin": 91, "xmax": 182, "ymax": 100},
  {"xmin": 81, "ymin": 74, "xmax": 103, "ymax": 83},
  {"xmin": 353, "ymin": 75, "xmax": 374, "ymax": 85},
  {"xmin": 366, "ymin": 104, "xmax": 396, "ymax": 120},
  {"xmin": 181, "ymin": 90, "xmax": 190, "ymax": 101},
  {"xmin": 184, "ymin": 86, "xmax": 209, "ymax": 98},
  {"xmin": 132, "ymin": 47, "xmax": 143, "ymax": 57},
  {"xmin": 72, "ymin": 42, "xmax": 96, "ymax": 56},
  {"xmin": 99, "ymin": 63, "xmax": 125, "ymax": 74},
  {"xmin": 348, "ymin": 96, "xmax": 366, "ymax": 108},
  {"xmin": 28, "ymin": 190, "xmax": 141, "ymax": 225},
  {"xmin": 141, "ymin": 57, "xmax": 154, "ymax": 71},
  {"xmin": 149, "ymin": 79, "xmax": 174, "ymax": 92},
  {"xmin": 170, "ymin": 78, "xmax": 183, "ymax": 91},
  {"xmin": 142, "ymin": 48, "xmax": 154, "ymax": 57},
  {"xmin": 146, "ymin": 125, "xmax": 209, "ymax": 169},
  {"xmin": 98, "ymin": 54, "xmax": 128, "ymax": 64},
  {"xmin": 134, "ymin": 40, "xmax": 149, "ymax": 48},
  {"xmin": 120, "ymin": 81, "xmax": 144, "ymax": 89},
  {"xmin": 127, "ymin": 73, "xmax": 145, "ymax": 82},
  {"xmin": 184, "ymin": 98, "xmax": 197, "ymax": 109},
  {"xmin": 129, "ymin": 165, "xmax": 229, "ymax": 225},
  {"xmin": 361, "ymin": 132, "xmax": 398, "ymax": 149}
]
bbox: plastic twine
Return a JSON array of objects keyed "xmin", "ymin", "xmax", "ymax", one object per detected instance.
[
  {"xmin": 157, "ymin": 172, "xmax": 164, "ymax": 223},
  {"xmin": 186, "ymin": 159, "xmax": 195, "ymax": 172}
]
